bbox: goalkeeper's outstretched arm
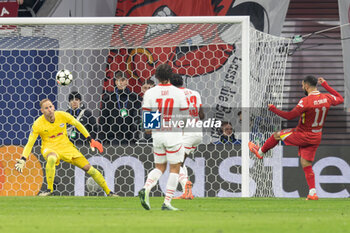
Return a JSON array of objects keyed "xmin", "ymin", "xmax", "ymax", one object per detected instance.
[
  {"xmin": 15, "ymin": 130, "xmax": 39, "ymax": 173},
  {"xmin": 65, "ymin": 112, "xmax": 90, "ymax": 138},
  {"xmin": 64, "ymin": 112, "xmax": 103, "ymax": 153}
]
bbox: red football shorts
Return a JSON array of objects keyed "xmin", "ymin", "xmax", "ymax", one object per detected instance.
[{"xmin": 279, "ymin": 128, "xmax": 319, "ymax": 162}]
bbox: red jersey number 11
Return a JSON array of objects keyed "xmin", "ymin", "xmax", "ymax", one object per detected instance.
[{"xmin": 312, "ymin": 106, "xmax": 327, "ymax": 127}]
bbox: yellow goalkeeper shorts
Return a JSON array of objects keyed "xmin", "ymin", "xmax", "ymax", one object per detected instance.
[{"xmin": 41, "ymin": 145, "xmax": 88, "ymax": 167}]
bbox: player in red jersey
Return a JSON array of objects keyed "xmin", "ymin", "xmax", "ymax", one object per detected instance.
[{"xmin": 249, "ymin": 76, "xmax": 344, "ymax": 200}]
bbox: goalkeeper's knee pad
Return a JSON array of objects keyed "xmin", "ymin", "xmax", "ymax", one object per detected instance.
[{"xmin": 47, "ymin": 156, "xmax": 57, "ymax": 167}]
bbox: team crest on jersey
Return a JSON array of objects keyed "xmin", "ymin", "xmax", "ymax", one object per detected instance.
[
  {"xmin": 298, "ymin": 100, "xmax": 304, "ymax": 107},
  {"xmin": 59, "ymin": 123, "xmax": 65, "ymax": 128}
]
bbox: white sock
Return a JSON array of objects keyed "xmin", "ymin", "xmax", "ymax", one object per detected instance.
[
  {"xmin": 164, "ymin": 173, "xmax": 179, "ymax": 205},
  {"xmin": 144, "ymin": 168, "xmax": 163, "ymax": 193},
  {"xmin": 309, "ymin": 188, "xmax": 316, "ymax": 196},
  {"xmin": 258, "ymin": 148, "xmax": 264, "ymax": 156},
  {"xmin": 178, "ymin": 166, "xmax": 188, "ymax": 193}
]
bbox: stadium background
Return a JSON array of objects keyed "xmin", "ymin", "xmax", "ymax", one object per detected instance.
[{"xmin": 0, "ymin": 0, "xmax": 349, "ymax": 198}]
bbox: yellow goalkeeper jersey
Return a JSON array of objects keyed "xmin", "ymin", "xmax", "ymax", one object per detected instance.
[{"xmin": 21, "ymin": 111, "xmax": 90, "ymax": 159}]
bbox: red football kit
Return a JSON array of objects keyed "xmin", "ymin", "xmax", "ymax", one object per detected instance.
[{"xmin": 268, "ymin": 81, "xmax": 343, "ymax": 161}]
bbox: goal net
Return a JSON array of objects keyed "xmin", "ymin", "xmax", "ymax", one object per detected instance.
[{"xmin": 0, "ymin": 17, "xmax": 290, "ymax": 197}]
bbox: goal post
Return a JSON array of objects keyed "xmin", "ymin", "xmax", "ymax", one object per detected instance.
[
  {"xmin": 241, "ymin": 17, "xmax": 250, "ymax": 197},
  {"xmin": 0, "ymin": 16, "xmax": 290, "ymax": 197}
]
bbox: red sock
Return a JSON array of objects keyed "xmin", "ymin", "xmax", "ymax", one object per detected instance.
[
  {"xmin": 303, "ymin": 166, "xmax": 315, "ymax": 190},
  {"xmin": 261, "ymin": 135, "xmax": 279, "ymax": 153}
]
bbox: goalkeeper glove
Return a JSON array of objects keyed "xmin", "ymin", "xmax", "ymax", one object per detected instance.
[
  {"xmin": 87, "ymin": 136, "xmax": 103, "ymax": 153},
  {"xmin": 15, "ymin": 157, "xmax": 26, "ymax": 173}
]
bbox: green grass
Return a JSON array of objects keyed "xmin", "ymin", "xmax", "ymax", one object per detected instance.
[{"xmin": 0, "ymin": 197, "xmax": 349, "ymax": 233}]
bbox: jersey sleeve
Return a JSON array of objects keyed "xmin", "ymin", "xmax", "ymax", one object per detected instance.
[
  {"xmin": 321, "ymin": 81, "xmax": 344, "ymax": 106},
  {"xmin": 62, "ymin": 112, "xmax": 90, "ymax": 138},
  {"xmin": 295, "ymin": 98, "xmax": 308, "ymax": 114},
  {"xmin": 21, "ymin": 124, "xmax": 39, "ymax": 159},
  {"xmin": 269, "ymin": 102, "xmax": 303, "ymax": 120}
]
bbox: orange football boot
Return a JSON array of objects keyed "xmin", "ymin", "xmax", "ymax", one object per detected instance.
[
  {"xmin": 174, "ymin": 181, "xmax": 194, "ymax": 200},
  {"xmin": 184, "ymin": 181, "xmax": 194, "ymax": 200},
  {"xmin": 306, "ymin": 194, "xmax": 319, "ymax": 200},
  {"xmin": 173, "ymin": 193, "xmax": 186, "ymax": 200},
  {"xmin": 248, "ymin": 141, "xmax": 263, "ymax": 159}
]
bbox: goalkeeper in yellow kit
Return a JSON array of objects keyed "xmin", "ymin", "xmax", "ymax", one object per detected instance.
[{"xmin": 15, "ymin": 99, "xmax": 117, "ymax": 196}]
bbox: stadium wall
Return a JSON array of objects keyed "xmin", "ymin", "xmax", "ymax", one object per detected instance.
[{"xmin": 8, "ymin": 144, "xmax": 348, "ymax": 198}]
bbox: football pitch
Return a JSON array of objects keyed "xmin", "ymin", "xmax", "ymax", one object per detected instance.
[{"xmin": 0, "ymin": 197, "xmax": 349, "ymax": 233}]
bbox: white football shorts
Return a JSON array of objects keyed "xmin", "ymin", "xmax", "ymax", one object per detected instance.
[
  {"xmin": 182, "ymin": 132, "xmax": 203, "ymax": 155},
  {"xmin": 152, "ymin": 132, "xmax": 184, "ymax": 164}
]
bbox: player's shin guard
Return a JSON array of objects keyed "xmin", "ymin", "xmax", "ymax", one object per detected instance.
[
  {"xmin": 87, "ymin": 166, "xmax": 111, "ymax": 195},
  {"xmin": 303, "ymin": 166, "xmax": 315, "ymax": 190},
  {"xmin": 46, "ymin": 156, "xmax": 57, "ymax": 192},
  {"xmin": 261, "ymin": 135, "xmax": 279, "ymax": 153},
  {"xmin": 164, "ymin": 173, "xmax": 179, "ymax": 205},
  {"xmin": 178, "ymin": 166, "xmax": 188, "ymax": 193},
  {"xmin": 144, "ymin": 168, "xmax": 163, "ymax": 192}
]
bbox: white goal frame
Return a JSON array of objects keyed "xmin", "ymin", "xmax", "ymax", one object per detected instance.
[{"xmin": 0, "ymin": 16, "xmax": 251, "ymax": 197}]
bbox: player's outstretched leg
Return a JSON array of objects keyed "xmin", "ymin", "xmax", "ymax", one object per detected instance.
[
  {"xmin": 138, "ymin": 188, "xmax": 151, "ymax": 210},
  {"xmin": 249, "ymin": 133, "xmax": 280, "ymax": 159},
  {"xmin": 39, "ymin": 155, "xmax": 57, "ymax": 196},
  {"xmin": 248, "ymin": 141, "xmax": 263, "ymax": 159},
  {"xmin": 86, "ymin": 166, "xmax": 117, "ymax": 196},
  {"xmin": 139, "ymin": 168, "xmax": 163, "ymax": 210}
]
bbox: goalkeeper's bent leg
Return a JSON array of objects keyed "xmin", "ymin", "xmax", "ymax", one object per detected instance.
[
  {"xmin": 87, "ymin": 166, "xmax": 111, "ymax": 195},
  {"xmin": 46, "ymin": 155, "xmax": 57, "ymax": 192}
]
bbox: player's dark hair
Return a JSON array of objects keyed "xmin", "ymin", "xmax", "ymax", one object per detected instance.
[
  {"xmin": 69, "ymin": 91, "xmax": 82, "ymax": 102},
  {"xmin": 303, "ymin": 75, "xmax": 317, "ymax": 87},
  {"xmin": 155, "ymin": 64, "xmax": 172, "ymax": 82},
  {"xmin": 170, "ymin": 73, "xmax": 183, "ymax": 87}
]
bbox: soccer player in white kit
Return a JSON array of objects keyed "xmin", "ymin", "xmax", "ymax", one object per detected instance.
[
  {"xmin": 139, "ymin": 64, "xmax": 189, "ymax": 211},
  {"xmin": 171, "ymin": 73, "xmax": 204, "ymax": 200}
]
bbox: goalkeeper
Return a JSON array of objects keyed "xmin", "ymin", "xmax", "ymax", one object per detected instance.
[{"xmin": 15, "ymin": 99, "xmax": 117, "ymax": 197}]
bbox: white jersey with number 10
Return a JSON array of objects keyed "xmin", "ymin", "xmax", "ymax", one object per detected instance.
[{"xmin": 142, "ymin": 83, "xmax": 189, "ymax": 136}]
